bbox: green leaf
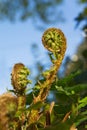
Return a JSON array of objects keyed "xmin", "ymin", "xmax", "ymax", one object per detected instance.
[
  {"xmin": 55, "ymin": 86, "xmax": 71, "ymax": 95},
  {"xmin": 28, "ymin": 102, "xmax": 45, "ymax": 111},
  {"xmin": 26, "ymin": 92, "xmax": 34, "ymax": 105},
  {"xmin": 75, "ymin": 115, "xmax": 87, "ymax": 127},
  {"xmin": 39, "ymin": 122, "xmax": 71, "ymax": 130},
  {"xmin": 54, "ymin": 71, "xmax": 80, "ymax": 87},
  {"xmin": 66, "ymin": 84, "xmax": 87, "ymax": 95},
  {"xmin": 78, "ymin": 97, "xmax": 87, "ymax": 109}
]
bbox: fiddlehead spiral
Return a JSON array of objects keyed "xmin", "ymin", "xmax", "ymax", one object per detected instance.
[
  {"xmin": 33, "ymin": 28, "xmax": 67, "ymax": 103},
  {"xmin": 11, "ymin": 63, "xmax": 31, "ymax": 95},
  {"xmin": 11, "ymin": 63, "xmax": 31, "ymax": 113},
  {"xmin": 42, "ymin": 28, "xmax": 66, "ymax": 58},
  {"xmin": 29, "ymin": 28, "xmax": 67, "ymax": 127}
]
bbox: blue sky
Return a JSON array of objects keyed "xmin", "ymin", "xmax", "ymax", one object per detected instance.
[{"xmin": 0, "ymin": 0, "xmax": 85, "ymax": 94}]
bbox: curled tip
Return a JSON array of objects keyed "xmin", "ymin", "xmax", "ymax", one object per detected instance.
[
  {"xmin": 42, "ymin": 28, "xmax": 67, "ymax": 55},
  {"xmin": 11, "ymin": 63, "xmax": 25, "ymax": 91},
  {"xmin": 11, "ymin": 63, "xmax": 31, "ymax": 93}
]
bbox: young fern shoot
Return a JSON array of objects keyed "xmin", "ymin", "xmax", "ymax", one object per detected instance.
[
  {"xmin": 10, "ymin": 28, "xmax": 67, "ymax": 129},
  {"xmin": 33, "ymin": 28, "xmax": 67, "ymax": 103},
  {"xmin": 28, "ymin": 28, "xmax": 67, "ymax": 127}
]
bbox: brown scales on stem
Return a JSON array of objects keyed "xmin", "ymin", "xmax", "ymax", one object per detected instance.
[
  {"xmin": 33, "ymin": 28, "xmax": 66, "ymax": 104},
  {"xmin": 29, "ymin": 28, "xmax": 67, "ymax": 126}
]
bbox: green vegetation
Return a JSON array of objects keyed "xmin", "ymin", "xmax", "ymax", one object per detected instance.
[
  {"xmin": 0, "ymin": 1, "xmax": 87, "ymax": 129},
  {"xmin": 0, "ymin": 28, "xmax": 87, "ymax": 130}
]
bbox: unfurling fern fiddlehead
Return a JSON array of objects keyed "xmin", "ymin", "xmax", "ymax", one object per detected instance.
[
  {"xmin": 33, "ymin": 28, "xmax": 67, "ymax": 103},
  {"xmin": 28, "ymin": 28, "xmax": 67, "ymax": 128},
  {"xmin": 10, "ymin": 28, "xmax": 67, "ymax": 129}
]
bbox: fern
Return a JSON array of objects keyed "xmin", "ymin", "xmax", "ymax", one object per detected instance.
[{"xmin": 0, "ymin": 28, "xmax": 87, "ymax": 130}]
